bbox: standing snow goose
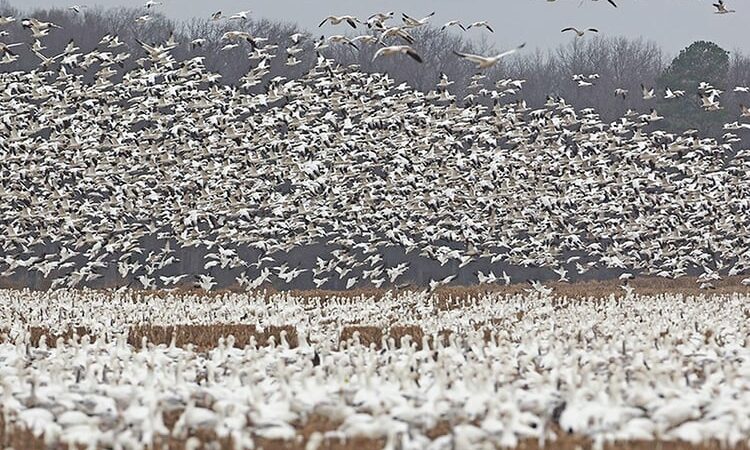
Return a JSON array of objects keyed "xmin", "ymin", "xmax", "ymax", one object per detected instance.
[
  {"xmin": 373, "ymin": 45, "xmax": 422, "ymax": 63},
  {"xmin": 454, "ymin": 43, "xmax": 525, "ymax": 69},
  {"xmin": 319, "ymin": 15, "xmax": 359, "ymax": 28},
  {"xmin": 561, "ymin": 27, "xmax": 598, "ymax": 37}
]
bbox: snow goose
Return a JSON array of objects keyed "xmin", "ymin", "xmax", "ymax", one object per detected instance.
[
  {"xmin": 453, "ymin": 43, "xmax": 525, "ymax": 69},
  {"xmin": 441, "ymin": 20, "xmax": 465, "ymax": 31},
  {"xmin": 401, "ymin": 12, "xmax": 435, "ymax": 28},
  {"xmin": 561, "ymin": 27, "xmax": 598, "ymax": 37},
  {"xmin": 229, "ymin": 10, "xmax": 251, "ymax": 21},
  {"xmin": 373, "ymin": 45, "xmax": 422, "ymax": 63},
  {"xmin": 713, "ymin": 0, "xmax": 736, "ymax": 14},
  {"xmin": 319, "ymin": 15, "xmax": 360, "ymax": 28},
  {"xmin": 641, "ymin": 84, "xmax": 656, "ymax": 100},
  {"xmin": 664, "ymin": 87, "xmax": 685, "ymax": 99},
  {"xmin": 467, "ymin": 21, "xmax": 494, "ymax": 32}
]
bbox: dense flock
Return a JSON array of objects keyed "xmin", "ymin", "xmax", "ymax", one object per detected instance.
[
  {"xmin": 1, "ymin": 289, "xmax": 750, "ymax": 449},
  {"xmin": 1, "ymin": 6, "xmax": 750, "ymax": 291}
]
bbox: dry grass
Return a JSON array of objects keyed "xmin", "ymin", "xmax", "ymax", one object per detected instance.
[
  {"xmin": 128, "ymin": 324, "xmax": 299, "ymax": 350},
  {"xmin": 4, "ymin": 275, "xmax": 750, "ymax": 303},
  {"xmin": 339, "ymin": 325, "xmax": 382, "ymax": 348},
  {"xmin": 3, "ymin": 410, "xmax": 750, "ymax": 450}
]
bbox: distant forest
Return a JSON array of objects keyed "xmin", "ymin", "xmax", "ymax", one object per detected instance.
[{"xmin": 1, "ymin": 1, "xmax": 749, "ymax": 137}]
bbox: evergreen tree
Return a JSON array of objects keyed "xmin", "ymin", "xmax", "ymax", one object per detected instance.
[{"xmin": 657, "ymin": 41, "xmax": 731, "ymax": 135}]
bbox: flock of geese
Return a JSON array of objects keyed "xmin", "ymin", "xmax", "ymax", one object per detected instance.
[
  {"xmin": 1, "ymin": 289, "xmax": 750, "ymax": 448},
  {"xmin": 0, "ymin": 3, "xmax": 749, "ymax": 291}
]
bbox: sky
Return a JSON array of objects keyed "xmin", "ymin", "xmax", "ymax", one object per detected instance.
[{"xmin": 9, "ymin": 0, "xmax": 749, "ymax": 56}]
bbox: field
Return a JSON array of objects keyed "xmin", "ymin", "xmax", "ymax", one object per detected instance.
[{"xmin": 2, "ymin": 285, "xmax": 750, "ymax": 449}]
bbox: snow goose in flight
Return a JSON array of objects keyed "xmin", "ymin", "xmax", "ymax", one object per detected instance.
[
  {"xmin": 229, "ymin": 10, "xmax": 251, "ymax": 21},
  {"xmin": 561, "ymin": 27, "xmax": 598, "ymax": 37},
  {"xmin": 211, "ymin": 11, "xmax": 222, "ymax": 21},
  {"xmin": 0, "ymin": 41, "xmax": 22, "ymax": 54},
  {"xmin": 713, "ymin": 0, "xmax": 736, "ymax": 14},
  {"xmin": 327, "ymin": 35, "xmax": 359, "ymax": 50},
  {"xmin": 401, "ymin": 12, "xmax": 435, "ymax": 28},
  {"xmin": 366, "ymin": 11, "xmax": 393, "ymax": 28},
  {"xmin": 68, "ymin": 5, "xmax": 87, "ymax": 13},
  {"xmin": 144, "ymin": 0, "xmax": 162, "ymax": 8},
  {"xmin": 377, "ymin": 26, "xmax": 415, "ymax": 45},
  {"xmin": 0, "ymin": 16, "xmax": 15, "ymax": 26},
  {"xmin": 641, "ymin": 84, "xmax": 656, "ymax": 100},
  {"xmin": 740, "ymin": 104, "xmax": 750, "ymax": 118},
  {"xmin": 454, "ymin": 43, "xmax": 525, "ymax": 69},
  {"xmin": 441, "ymin": 20, "xmax": 466, "ymax": 31},
  {"xmin": 614, "ymin": 88, "xmax": 628, "ymax": 99},
  {"xmin": 373, "ymin": 45, "xmax": 422, "ymax": 63},
  {"xmin": 319, "ymin": 15, "xmax": 360, "ymax": 28},
  {"xmin": 582, "ymin": 0, "xmax": 617, "ymax": 7},
  {"xmin": 467, "ymin": 21, "xmax": 494, "ymax": 32},
  {"xmin": 664, "ymin": 87, "xmax": 685, "ymax": 99}
]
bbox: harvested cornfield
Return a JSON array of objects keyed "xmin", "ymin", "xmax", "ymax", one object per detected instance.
[{"xmin": 2, "ymin": 288, "xmax": 750, "ymax": 449}]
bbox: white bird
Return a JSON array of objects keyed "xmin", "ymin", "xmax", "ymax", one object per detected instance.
[
  {"xmin": 561, "ymin": 27, "xmax": 598, "ymax": 37},
  {"xmin": 401, "ymin": 12, "xmax": 434, "ymax": 28},
  {"xmin": 713, "ymin": 0, "xmax": 736, "ymax": 14},
  {"xmin": 466, "ymin": 21, "xmax": 494, "ymax": 32},
  {"xmin": 441, "ymin": 20, "xmax": 465, "ymax": 31},
  {"xmin": 453, "ymin": 43, "xmax": 525, "ymax": 69},
  {"xmin": 641, "ymin": 84, "xmax": 656, "ymax": 100},
  {"xmin": 319, "ymin": 15, "xmax": 359, "ymax": 28},
  {"xmin": 229, "ymin": 10, "xmax": 251, "ymax": 21},
  {"xmin": 664, "ymin": 87, "xmax": 685, "ymax": 99},
  {"xmin": 373, "ymin": 45, "xmax": 422, "ymax": 63}
]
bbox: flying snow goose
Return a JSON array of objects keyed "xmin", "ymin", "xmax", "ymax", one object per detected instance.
[
  {"xmin": 401, "ymin": 12, "xmax": 435, "ymax": 28},
  {"xmin": 561, "ymin": 27, "xmax": 598, "ymax": 37},
  {"xmin": 373, "ymin": 45, "xmax": 422, "ymax": 63},
  {"xmin": 319, "ymin": 15, "xmax": 359, "ymax": 28},
  {"xmin": 441, "ymin": 20, "xmax": 465, "ymax": 31},
  {"xmin": 229, "ymin": 10, "xmax": 251, "ymax": 21},
  {"xmin": 713, "ymin": 0, "xmax": 736, "ymax": 14},
  {"xmin": 664, "ymin": 87, "xmax": 685, "ymax": 99},
  {"xmin": 466, "ymin": 21, "xmax": 494, "ymax": 32},
  {"xmin": 641, "ymin": 84, "xmax": 656, "ymax": 100},
  {"xmin": 453, "ymin": 43, "xmax": 525, "ymax": 69}
]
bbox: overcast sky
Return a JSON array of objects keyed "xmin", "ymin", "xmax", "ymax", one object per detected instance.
[{"xmin": 10, "ymin": 0, "xmax": 749, "ymax": 56}]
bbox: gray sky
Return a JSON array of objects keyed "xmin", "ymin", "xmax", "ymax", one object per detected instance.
[{"xmin": 11, "ymin": 0, "xmax": 749, "ymax": 55}]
